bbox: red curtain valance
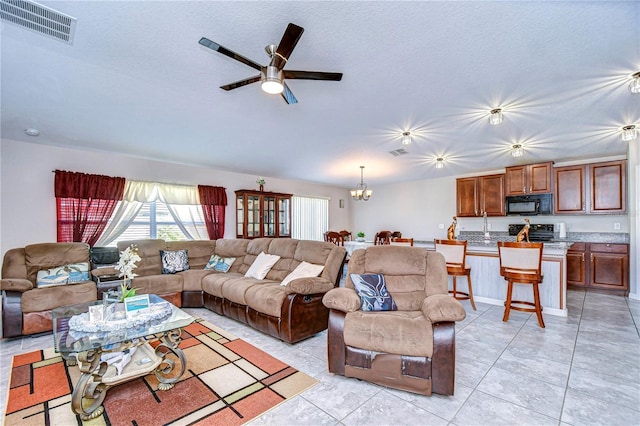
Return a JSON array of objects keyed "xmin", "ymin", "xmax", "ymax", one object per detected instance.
[{"xmin": 54, "ymin": 170, "xmax": 125, "ymax": 200}]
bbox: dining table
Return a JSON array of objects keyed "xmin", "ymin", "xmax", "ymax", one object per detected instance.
[{"xmin": 344, "ymin": 241, "xmax": 374, "ymax": 256}]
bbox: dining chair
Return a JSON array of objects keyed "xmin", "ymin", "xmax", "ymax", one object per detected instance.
[
  {"xmin": 325, "ymin": 231, "xmax": 344, "ymax": 246},
  {"xmin": 339, "ymin": 230, "xmax": 352, "ymax": 241},
  {"xmin": 434, "ymin": 239, "xmax": 476, "ymax": 310},
  {"xmin": 390, "ymin": 237, "xmax": 414, "ymax": 246},
  {"xmin": 374, "ymin": 231, "xmax": 392, "ymax": 245},
  {"xmin": 497, "ymin": 241, "xmax": 545, "ymax": 328}
]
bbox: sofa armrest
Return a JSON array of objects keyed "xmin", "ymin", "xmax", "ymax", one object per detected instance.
[
  {"xmin": 322, "ymin": 287, "xmax": 361, "ymax": 313},
  {"xmin": 1, "ymin": 278, "xmax": 33, "ymax": 292},
  {"xmin": 421, "ymin": 294, "xmax": 466, "ymax": 323},
  {"xmin": 284, "ymin": 277, "xmax": 334, "ymax": 295}
]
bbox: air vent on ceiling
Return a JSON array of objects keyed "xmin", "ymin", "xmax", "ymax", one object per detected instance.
[
  {"xmin": 389, "ymin": 148, "xmax": 409, "ymax": 157},
  {"xmin": 1, "ymin": 0, "xmax": 76, "ymax": 44}
]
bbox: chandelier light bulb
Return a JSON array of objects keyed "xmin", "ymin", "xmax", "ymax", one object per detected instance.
[
  {"xmin": 629, "ymin": 72, "xmax": 640, "ymax": 94},
  {"xmin": 489, "ymin": 108, "xmax": 504, "ymax": 125},
  {"xmin": 511, "ymin": 144, "xmax": 524, "ymax": 157},
  {"xmin": 621, "ymin": 125, "xmax": 638, "ymax": 142},
  {"xmin": 401, "ymin": 131, "xmax": 412, "ymax": 145},
  {"xmin": 261, "ymin": 66, "xmax": 284, "ymax": 94}
]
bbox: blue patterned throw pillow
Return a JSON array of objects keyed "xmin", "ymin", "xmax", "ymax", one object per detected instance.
[
  {"xmin": 204, "ymin": 255, "xmax": 236, "ymax": 273},
  {"xmin": 160, "ymin": 249, "xmax": 190, "ymax": 274},
  {"xmin": 350, "ymin": 273, "xmax": 397, "ymax": 311}
]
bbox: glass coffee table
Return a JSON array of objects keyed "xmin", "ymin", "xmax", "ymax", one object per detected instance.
[{"xmin": 52, "ymin": 294, "xmax": 195, "ymax": 420}]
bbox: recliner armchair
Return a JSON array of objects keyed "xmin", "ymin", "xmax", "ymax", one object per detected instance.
[{"xmin": 322, "ymin": 246, "xmax": 466, "ymax": 396}]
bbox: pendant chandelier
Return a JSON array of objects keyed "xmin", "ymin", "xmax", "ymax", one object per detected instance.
[{"xmin": 351, "ymin": 166, "xmax": 372, "ymax": 201}]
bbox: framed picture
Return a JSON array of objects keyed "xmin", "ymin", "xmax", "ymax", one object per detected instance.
[{"xmin": 124, "ymin": 294, "xmax": 151, "ymax": 318}]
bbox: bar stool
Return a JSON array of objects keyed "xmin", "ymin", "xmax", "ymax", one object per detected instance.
[
  {"xmin": 497, "ymin": 241, "xmax": 545, "ymax": 328},
  {"xmin": 434, "ymin": 239, "xmax": 476, "ymax": 310}
]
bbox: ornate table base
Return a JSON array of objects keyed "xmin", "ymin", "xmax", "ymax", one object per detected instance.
[{"xmin": 68, "ymin": 329, "xmax": 186, "ymax": 420}]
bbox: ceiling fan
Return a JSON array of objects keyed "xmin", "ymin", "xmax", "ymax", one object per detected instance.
[{"xmin": 198, "ymin": 23, "xmax": 343, "ymax": 104}]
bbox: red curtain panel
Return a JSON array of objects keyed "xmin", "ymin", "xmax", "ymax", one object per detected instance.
[{"xmin": 198, "ymin": 185, "xmax": 227, "ymax": 240}]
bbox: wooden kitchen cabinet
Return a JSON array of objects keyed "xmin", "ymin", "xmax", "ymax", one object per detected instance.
[
  {"xmin": 505, "ymin": 162, "xmax": 553, "ymax": 196},
  {"xmin": 456, "ymin": 174, "xmax": 505, "ymax": 217},
  {"xmin": 554, "ymin": 160, "xmax": 626, "ymax": 214},
  {"xmin": 236, "ymin": 190, "xmax": 292, "ymax": 239},
  {"xmin": 567, "ymin": 242, "xmax": 629, "ymax": 295}
]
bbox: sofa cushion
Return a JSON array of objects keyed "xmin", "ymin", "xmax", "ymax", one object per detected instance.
[
  {"xmin": 350, "ymin": 273, "xmax": 397, "ymax": 312},
  {"xmin": 179, "ymin": 269, "xmax": 215, "ymax": 292},
  {"xmin": 244, "ymin": 252, "xmax": 280, "ymax": 280},
  {"xmin": 129, "ymin": 275, "xmax": 183, "ymax": 296},
  {"xmin": 204, "ymin": 255, "xmax": 236, "ymax": 273},
  {"xmin": 222, "ymin": 277, "xmax": 273, "ymax": 305},
  {"xmin": 344, "ymin": 310, "xmax": 434, "ymax": 357},
  {"xmin": 118, "ymin": 239, "xmax": 164, "ymax": 277},
  {"xmin": 201, "ymin": 272, "xmax": 244, "ymax": 298},
  {"xmin": 213, "ymin": 239, "xmax": 249, "ymax": 273},
  {"xmin": 166, "ymin": 240, "xmax": 216, "ymax": 270},
  {"xmin": 244, "ymin": 282, "xmax": 288, "ymax": 317},
  {"xmin": 22, "ymin": 281, "xmax": 97, "ymax": 313},
  {"xmin": 160, "ymin": 249, "xmax": 190, "ymax": 274},
  {"xmin": 281, "ymin": 262, "xmax": 324, "ymax": 286},
  {"xmin": 25, "ymin": 242, "xmax": 90, "ymax": 285}
]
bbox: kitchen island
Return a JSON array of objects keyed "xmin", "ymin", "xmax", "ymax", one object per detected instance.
[{"xmin": 416, "ymin": 241, "xmax": 570, "ymax": 317}]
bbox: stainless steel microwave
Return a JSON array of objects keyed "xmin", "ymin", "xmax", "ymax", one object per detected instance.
[{"xmin": 505, "ymin": 193, "xmax": 552, "ymax": 215}]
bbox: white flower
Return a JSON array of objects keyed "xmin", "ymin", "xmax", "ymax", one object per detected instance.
[{"xmin": 115, "ymin": 245, "xmax": 141, "ymax": 280}]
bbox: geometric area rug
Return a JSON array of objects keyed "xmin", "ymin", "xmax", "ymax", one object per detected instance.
[{"xmin": 4, "ymin": 319, "xmax": 318, "ymax": 425}]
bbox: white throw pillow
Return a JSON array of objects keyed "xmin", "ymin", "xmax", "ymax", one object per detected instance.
[
  {"xmin": 244, "ymin": 252, "xmax": 281, "ymax": 280},
  {"xmin": 281, "ymin": 262, "xmax": 325, "ymax": 286}
]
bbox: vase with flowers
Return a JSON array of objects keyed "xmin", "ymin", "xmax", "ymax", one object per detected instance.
[
  {"xmin": 256, "ymin": 177, "xmax": 266, "ymax": 191},
  {"xmin": 114, "ymin": 244, "xmax": 141, "ymax": 302}
]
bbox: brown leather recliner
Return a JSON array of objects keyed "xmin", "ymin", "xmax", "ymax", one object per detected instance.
[{"xmin": 322, "ymin": 246, "xmax": 466, "ymax": 396}]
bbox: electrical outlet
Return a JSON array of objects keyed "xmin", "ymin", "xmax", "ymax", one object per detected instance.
[
  {"xmin": 438, "ymin": 224, "xmax": 445, "ymax": 229},
  {"xmin": 614, "ymin": 222, "xmax": 621, "ymax": 230}
]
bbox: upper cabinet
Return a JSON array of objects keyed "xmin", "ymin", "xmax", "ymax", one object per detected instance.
[
  {"xmin": 236, "ymin": 190, "xmax": 292, "ymax": 239},
  {"xmin": 456, "ymin": 174, "xmax": 505, "ymax": 217},
  {"xmin": 505, "ymin": 162, "xmax": 553, "ymax": 196},
  {"xmin": 554, "ymin": 160, "xmax": 626, "ymax": 215}
]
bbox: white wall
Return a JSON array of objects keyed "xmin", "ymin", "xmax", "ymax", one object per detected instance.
[{"xmin": 0, "ymin": 139, "xmax": 352, "ymax": 258}]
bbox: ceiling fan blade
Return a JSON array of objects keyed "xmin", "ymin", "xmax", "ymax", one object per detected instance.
[
  {"xmin": 280, "ymin": 82, "xmax": 298, "ymax": 104},
  {"xmin": 220, "ymin": 75, "xmax": 262, "ymax": 91},
  {"xmin": 199, "ymin": 37, "xmax": 263, "ymax": 71},
  {"xmin": 284, "ymin": 70, "xmax": 343, "ymax": 81},
  {"xmin": 273, "ymin": 23, "xmax": 304, "ymax": 69}
]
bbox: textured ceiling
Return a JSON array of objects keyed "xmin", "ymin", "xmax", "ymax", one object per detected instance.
[{"xmin": 1, "ymin": 1, "xmax": 639, "ymax": 188}]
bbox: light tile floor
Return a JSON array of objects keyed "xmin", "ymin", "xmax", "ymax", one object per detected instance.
[{"xmin": 1, "ymin": 289, "xmax": 639, "ymax": 425}]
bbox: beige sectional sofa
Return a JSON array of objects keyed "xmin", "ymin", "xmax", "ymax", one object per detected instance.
[{"xmin": 1, "ymin": 238, "xmax": 346, "ymax": 343}]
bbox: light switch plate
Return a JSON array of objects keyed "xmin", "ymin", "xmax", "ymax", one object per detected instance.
[{"xmin": 438, "ymin": 224, "xmax": 445, "ymax": 229}]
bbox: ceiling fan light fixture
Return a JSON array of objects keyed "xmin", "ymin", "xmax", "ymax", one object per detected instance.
[
  {"xmin": 261, "ymin": 66, "xmax": 284, "ymax": 94},
  {"xmin": 511, "ymin": 144, "xmax": 524, "ymax": 157},
  {"xmin": 489, "ymin": 108, "xmax": 504, "ymax": 125},
  {"xmin": 629, "ymin": 72, "xmax": 640, "ymax": 94},
  {"xmin": 435, "ymin": 157, "xmax": 444, "ymax": 169},
  {"xmin": 401, "ymin": 131, "xmax": 412, "ymax": 145},
  {"xmin": 621, "ymin": 125, "xmax": 638, "ymax": 142}
]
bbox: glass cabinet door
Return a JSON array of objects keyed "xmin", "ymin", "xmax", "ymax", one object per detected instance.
[
  {"xmin": 263, "ymin": 196, "xmax": 276, "ymax": 237},
  {"xmin": 278, "ymin": 197, "xmax": 290, "ymax": 237},
  {"xmin": 247, "ymin": 195, "xmax": 260, "ymax": 237},
  {"xmin": 236, "ymin": 197, "xmax": 244, "ymax": 237}
]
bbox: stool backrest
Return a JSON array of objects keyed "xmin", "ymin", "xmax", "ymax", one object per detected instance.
[
  {"xmin": 497, "ymin": 241, "xmax": 543, "ymax": 278},
  {"xmin": 434, "ymin": 239, "xmax": 467, "ymax": 269}
]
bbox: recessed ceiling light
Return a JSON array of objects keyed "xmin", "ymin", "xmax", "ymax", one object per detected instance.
[
  {"xmin": 621, "ymin": 125, "xmax": 638, "ymax": 142},
  {"xmin": 435, "ymin": 157, "xmax": 444, "ymax": 169},
  {"xmin": 511, "ymin": 144, "xmax": 524, "ymax": 157},
  {"xmin": 489, "ymin": 108, "xmax": 504, "ymax": 125},
  {"xmin": 401, "ymin": 131, "xmax": 412, "ymax": 145},
  {"xmin": 25, "ymin": 128, "xmax": 40, "ymax": 136}
]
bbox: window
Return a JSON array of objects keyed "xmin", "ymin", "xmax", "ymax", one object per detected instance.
[
  {"xmin": 109, "ymin": 201, "xmax": 207, "ymax": 246},
  {"xmin": 292, "ymin": 196, "xmax": 329, "ymax": 241}
]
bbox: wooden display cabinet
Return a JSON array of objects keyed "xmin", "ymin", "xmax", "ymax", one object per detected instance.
[
  {"xmin": 505, "ymin": 162, "xmax": 553, "ymax": 196},
  {"xmin": 456, "ymin": 174, "xmax": 505, "ymax": 217},
  {"xmin": 235, "ymin": 190, "xmax": 292, "ymax": 239},
  {"xmin": 554, "ymin": 160, "xmax": 626, "ymax": 214}
]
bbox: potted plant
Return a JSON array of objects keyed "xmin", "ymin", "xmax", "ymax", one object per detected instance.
[
  {"xmin": 114, "ymin": 244, "xmax": 141, "ymax": 302},
  {"xmin": 356, "ymin": 232, "xmax": 366, "ymax": 242}
]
